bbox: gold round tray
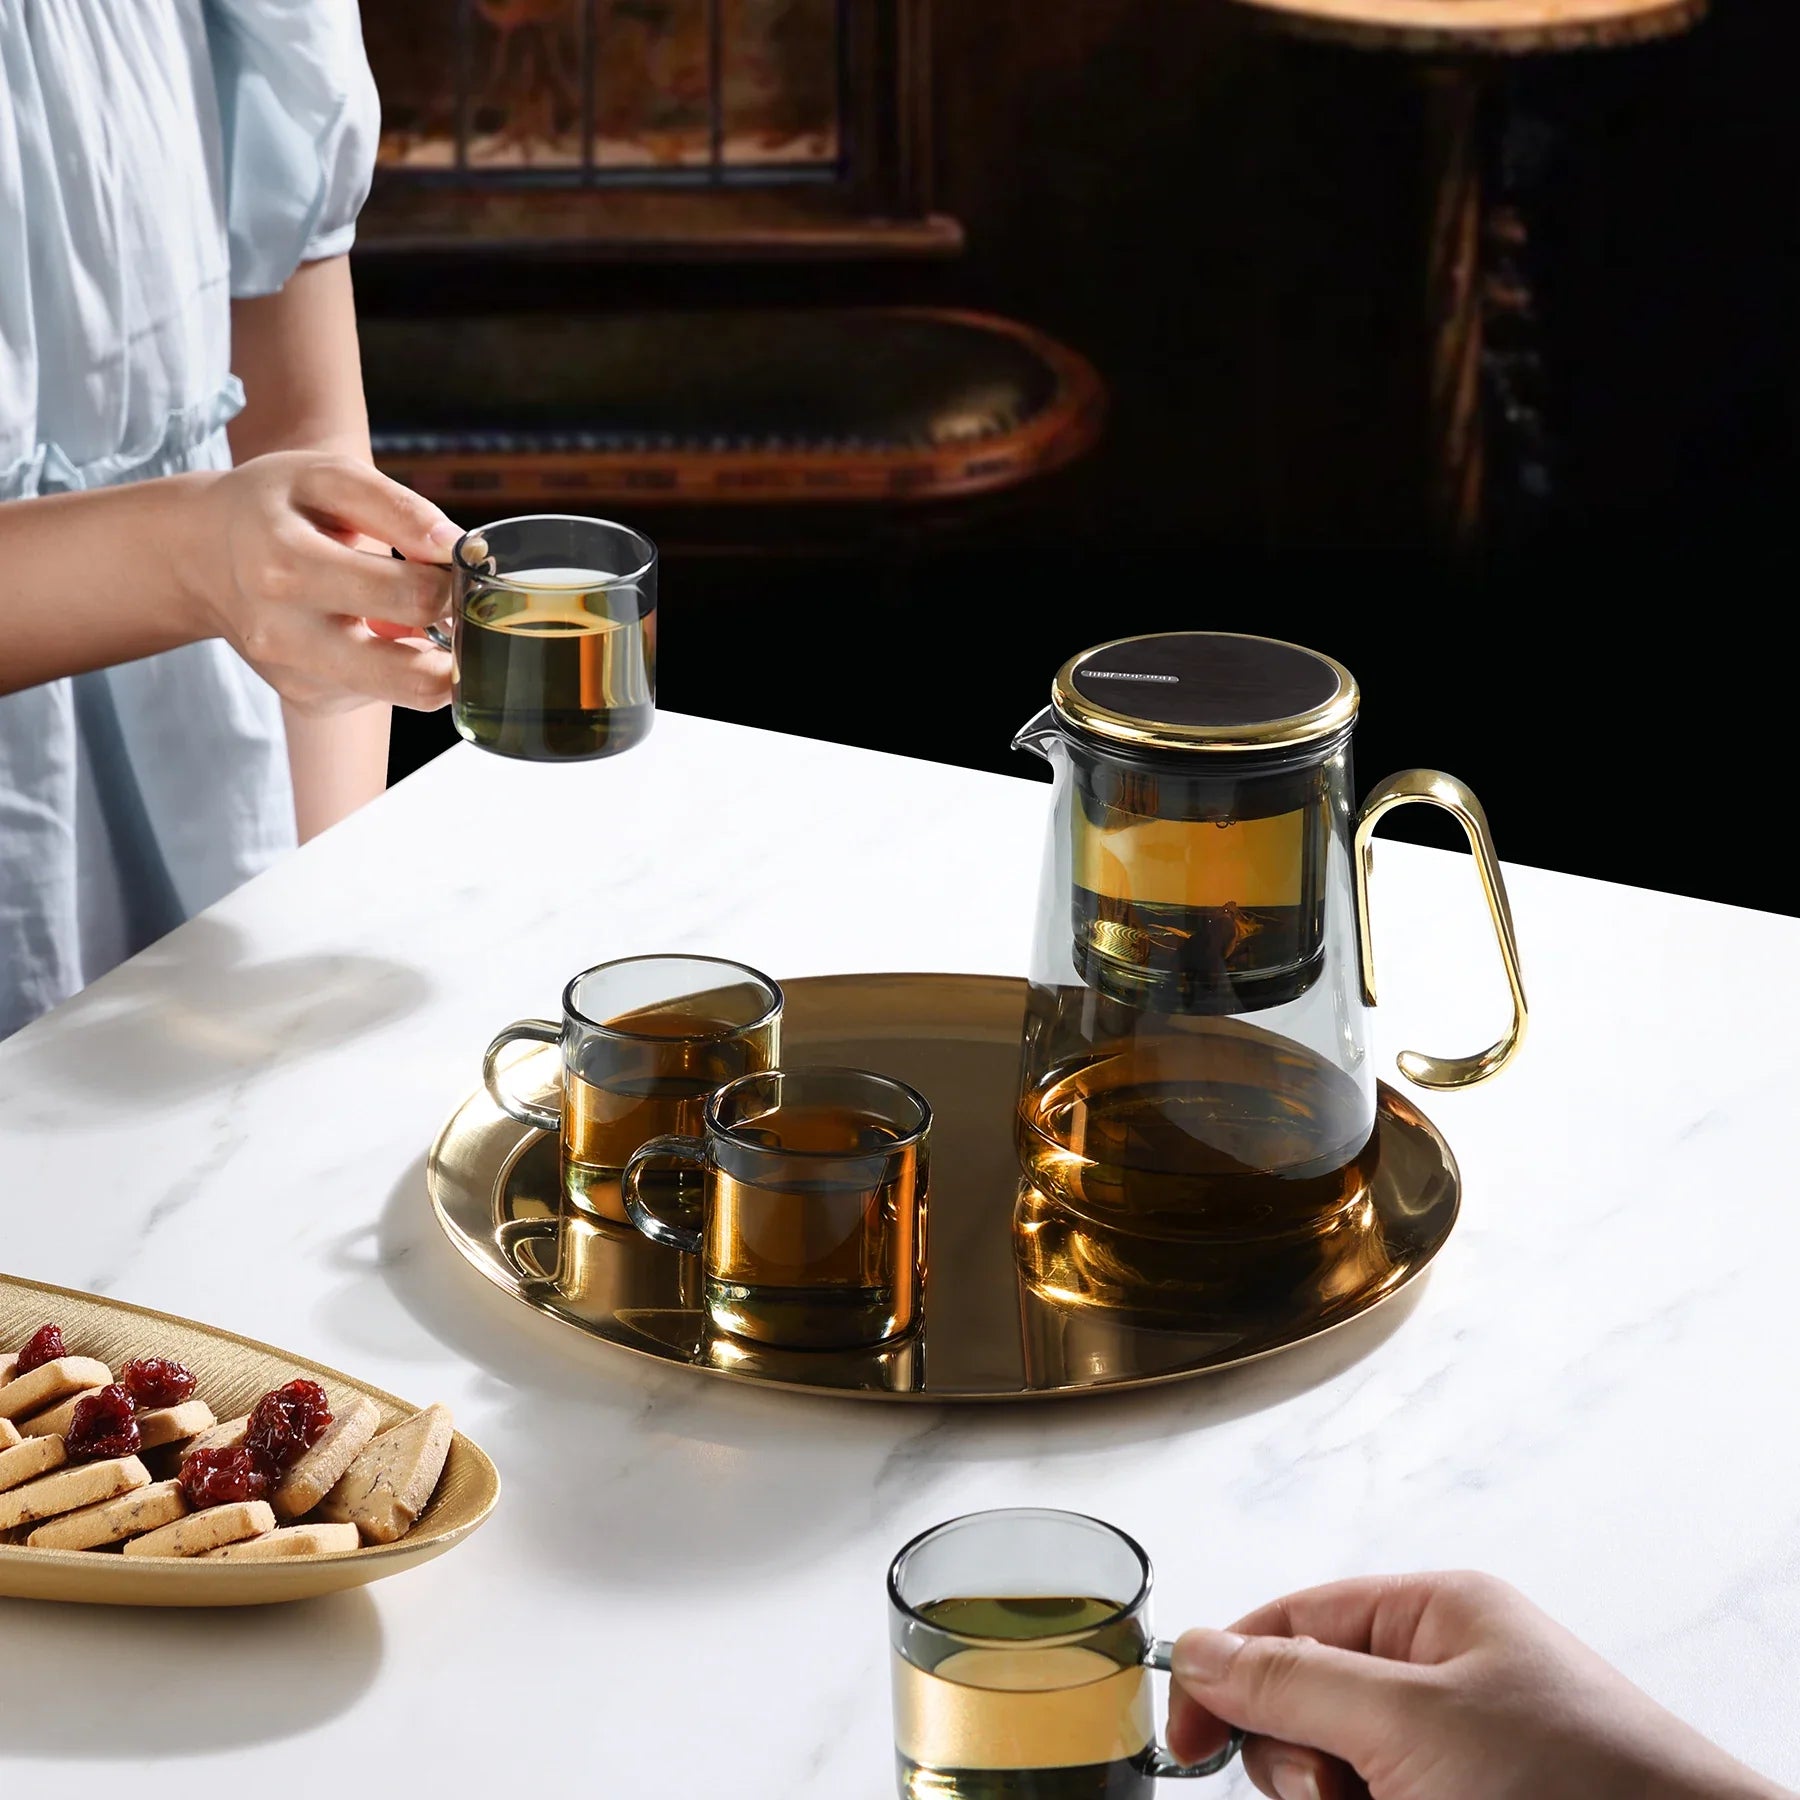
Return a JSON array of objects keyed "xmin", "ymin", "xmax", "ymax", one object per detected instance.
[{"xmin": 427, "ymin": 973, "xmax": 1459, "ymax": 1401}]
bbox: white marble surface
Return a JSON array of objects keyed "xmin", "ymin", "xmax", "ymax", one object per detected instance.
[{"xmin": 1, "ymin": 710, "xmax": 1797, "ymax": 1791}]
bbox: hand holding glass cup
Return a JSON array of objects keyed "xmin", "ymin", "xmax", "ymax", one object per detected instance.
[{"xmin": 888, "ymin": 1508, "xmax": 1240, "ymax": 1799}]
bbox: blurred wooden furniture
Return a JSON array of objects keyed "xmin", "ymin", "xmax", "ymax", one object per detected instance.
[
  {"xmin": 365, "ymin": 308, "xmax": 1105, "ymax": 519},
  {"xmin": 358, "ymin": 5, "xmax": 1107, "ymax": 549},
  {"xmin": 357, "ymin": 0, "xmax": 958, "ymax": 260},
  {"xmin": 1223, "ymin": 0, "xmax": 1705, "ymax": 543}
]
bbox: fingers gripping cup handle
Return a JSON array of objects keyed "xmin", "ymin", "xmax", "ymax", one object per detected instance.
[
  {"xmin": 621, "ymin": 1134, "xmax": 707, "ymax": 1255},
  {"xmin": 389, "ymin": 545, "xmax": 457, "ymax": 650},
  {"xmin": 1141, "ymin": 1640, "xmax": 1243, "ymax": 1779},
  {"xmin": 483, "ymin": 1021, "xmax": 564, "ymax": 1133}
]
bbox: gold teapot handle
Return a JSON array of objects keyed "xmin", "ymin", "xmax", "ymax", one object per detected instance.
[{"xmin": 1354, "ymin": 769, "xmax": 1527, "ymax": 1090}]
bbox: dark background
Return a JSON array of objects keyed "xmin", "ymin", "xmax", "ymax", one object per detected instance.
[{"xmin": 369, "ymin": 1, "xmax": 1794, "ymax": 914}]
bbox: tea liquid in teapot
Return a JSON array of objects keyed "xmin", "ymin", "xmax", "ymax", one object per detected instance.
[{"xmin": 1015, "ymin": 1005, "xmax": 1379, "ymax": 1246}]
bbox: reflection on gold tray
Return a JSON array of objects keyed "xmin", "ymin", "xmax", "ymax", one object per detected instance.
[
  {"xmin": 0, "ymin": 1274, "xmax": 499, "ymax": 1606},
  {"xmin": 427, "ymin": 974, "xmax": 1459, "ymax": 1402}
]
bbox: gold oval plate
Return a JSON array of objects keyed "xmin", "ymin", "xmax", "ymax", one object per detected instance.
[
  {"xmin": 0, "ymin": 1274, "xmax": 499, "ymax": 1606},
  {"xmin": 430, "ymin": 973, "xmax": 1460, "ymax": 1401}
]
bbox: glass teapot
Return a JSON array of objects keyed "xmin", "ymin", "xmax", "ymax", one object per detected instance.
[{"xmin": 1013, "ymin": 631, "xmax": 1526, "ymax": 1249}]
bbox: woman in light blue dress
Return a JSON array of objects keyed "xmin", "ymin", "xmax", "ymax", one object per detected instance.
[{"xmin": 0, "ymin": 1, "xmax": 459, "ymax": 1036}]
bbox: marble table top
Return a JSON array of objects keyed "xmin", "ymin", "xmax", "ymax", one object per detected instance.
[{"xmin": 1, "ymin": 712, "xmax": 1796, "ymax": 1792}]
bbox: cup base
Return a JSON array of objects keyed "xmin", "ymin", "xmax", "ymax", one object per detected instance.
[
  {"xmin": 896, "ymin": 1747, "xmax": 1155, "ymax": 1799},
  {"xmin": 452, "ymin": 704, "xmax": 653, "ymax": 763},
  {"xmin": 706, "ymin": 1278, "xmax": 911, "ymax": 1351}
]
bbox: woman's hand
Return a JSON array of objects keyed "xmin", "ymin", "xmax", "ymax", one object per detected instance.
[
  {"xmin": 190, "ymin": 451, "xmax": 459, "ymax": 714},
  {"xmin": 1168, "ymin": 1571, "xmax": 1790, "ymax": 1800}
]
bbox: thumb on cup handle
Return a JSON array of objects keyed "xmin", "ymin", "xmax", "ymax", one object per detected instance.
[{"xmin": 1168, "ymin": 1627, "xmax": 1424, "ymax": 1771}]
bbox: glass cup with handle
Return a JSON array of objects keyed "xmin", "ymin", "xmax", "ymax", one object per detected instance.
[
  {"xmin": 622, "ymin": 1065, "xmax": 930, "ymax": 1350},
  {"xmin": 888, "ymin": 1507, "xmax": 1241, "ymax": 1799},
  {"xmin": 428, "ymin": 513, "xmax": 657, "ymax": 761},
  {"xmin": 484, "ymin": 955, "xmax": 783, "ymax": 1230}
]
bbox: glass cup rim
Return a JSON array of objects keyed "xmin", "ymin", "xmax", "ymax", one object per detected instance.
[
  {"xmin": 561, "ymin": 955, "xmax": 783, "ymax": 1042},
  {"xmin": 455, "ymin": 514, "xmax": 658, "ymax": 587},
  {"xmin": 886, "ymin": 1507, "xmax": 1153, "ymax": 1643},
  {"xmin": 706, "ymin": 1064, "xmax": 933, "ymax": 1155}
]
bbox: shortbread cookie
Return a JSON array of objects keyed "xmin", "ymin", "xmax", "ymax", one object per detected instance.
[
  {"xmin": 123, "ymin": 1499, "xmax": 274, "ymax": 1558},
  {"xmin": 320, "ymin": 1404, "xmax": 454, "ymax": 1544},
  {"xmin": 186, "ymin": 1414, "xmax": 248, "ymax": 1457},
  {"xmin": 0, "ymin": 1417, "xmax": 19, "ymax": 1450},
  {"xmin": 25, "ymin": 1479, "xmax": 189, "ymax": 1551},
  {"xmin": 135, "ymin": 1400, "xmax": 216, "ymax": 1451},
  {"xmin": 0, "ymin": 1357, "xmax": 112, "ymax": 1422},
  {"xmin": 18, "ymin": 1387, "xmax": 106, "ymax": 1440},
  {"xmin": 0, "ymin": 1353, "xmax": 16, "ymax": 1388},
  {"xmin": 272, "ymin": 1395, "xmax": 380, "ymax": 1520},
  {"xmin": 203, "ymin": 1522, "xmax": 359, "ymax": 1562},
  {"xmin": 0, "ymin": 1434, "xmax": 67, "ymax": 1494},
  {"xmin": 0, "ymin": 1454, "xmax": 148, "ymax": 1531}
]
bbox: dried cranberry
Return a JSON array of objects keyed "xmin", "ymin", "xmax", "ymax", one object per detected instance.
[
  {"xmin": 119, "ymin": 1356, "xmax": 198, "ymax": 1410},
  {"xmin": 63, "ymin": 1385, "xmax": 142, "ymax": 1463},
  {"xmin": 244, "ymin": 1379, "xmax": 331, "ymax": 1476},
  {"xmin": 179, "ymin": 1445, "xmax": 270, "ymax": 1509},
  {"xmin": 14, "ymin": 1323, "xmax": 65, "ymax": 1374}
]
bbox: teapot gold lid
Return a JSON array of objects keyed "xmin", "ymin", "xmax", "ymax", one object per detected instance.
[{"xmin": 1051, "ymin": 631, "xmax": 1360, "ymax": 755}]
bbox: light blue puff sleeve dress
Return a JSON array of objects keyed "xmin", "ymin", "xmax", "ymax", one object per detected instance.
[{"xmin": 0, "ymin": 1, "xmax": 378, "ymax": 1036}]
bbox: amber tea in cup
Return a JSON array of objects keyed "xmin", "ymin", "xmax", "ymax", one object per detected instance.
[
  {"xmin": 622, "ymin": 1066, "xmax": 930, "ymax": 1349},
  {"xmin": 484, "ymin": 956, "xmax": 782, "ymax": 1228},
  {"xmin": 450, "ymin": 515, "xmax": 656, "ymax": 762},
  {"xmin": 888, "ymin": 1509, "xmax": 1239, "ymax": 1800}
]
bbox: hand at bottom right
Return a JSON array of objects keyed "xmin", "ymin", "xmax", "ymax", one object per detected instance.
[{"xmin": 1168, "ymin": 1570, "xmax": 1794, "ymax": 1800}]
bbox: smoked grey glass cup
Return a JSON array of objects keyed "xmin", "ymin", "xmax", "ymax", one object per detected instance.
[
  {"xmin": 888, "ymin": 1508, "xmax": 1241, "ymax": 1799},
  {"xmin": 622, "ymin": 1065, "xmax": 930, "ymax": 1350},
  {"xmin": 484, "ymin": 955, "xmax": 783, "ymax": 1230},
  {"xmin": 442, "ymin": 514, "xmax": 656, "ymax": 762}
]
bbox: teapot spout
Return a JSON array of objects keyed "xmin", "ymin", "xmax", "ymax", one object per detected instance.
[{"xmin": 1011, "ymin": 706, "xmax": 1061, "ymax": 763}]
